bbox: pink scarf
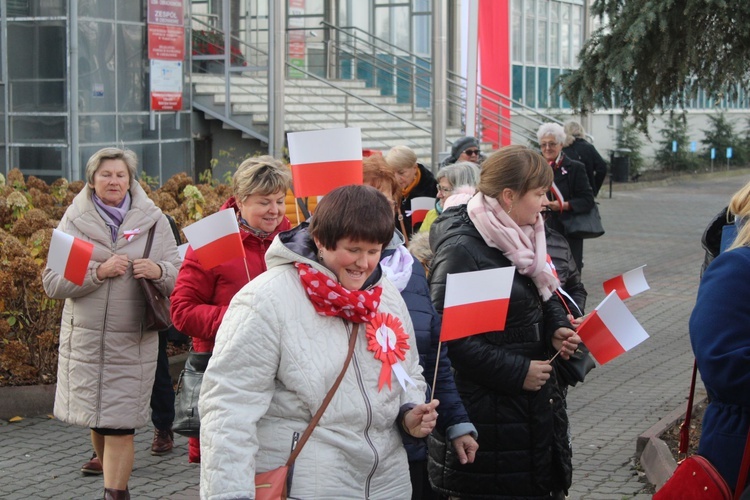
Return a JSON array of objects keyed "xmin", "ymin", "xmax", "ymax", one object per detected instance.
[
  {"xmin": 295, "ymin": 262, "xmax": 382, "ymax": 323},
  {"xmin": 466, "ymin": 193, "xmax": 559, "ymax": 301}
]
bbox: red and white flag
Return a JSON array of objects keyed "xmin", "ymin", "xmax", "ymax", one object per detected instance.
[
  {"xmin": 440, "ymin": 267, "xmax": 515, "ymax": 342},
  {"xmin": 48, "ymin": 229, "xmax": 94, "ymax": 286},
  {"xmin": 550, "ymin": 182, "xmax": 565, "ymax": 211},
  {"xmin": 287, "ymin": 127, "xmax": 363, "ymax": 197},
  {"xmin": 408, "ymin": 197, "xmax": 435, "ymax": 226},
  {"xmin": 182, "ymin": 209, "xmax": 244, "ymax": 269},
  {"xmin": 577, "ymin": 290, "xmax": 649, "ymax": 365},
  {"xmin": 602, "ymin": 265, "xmax": 649, "ymax": 300}
]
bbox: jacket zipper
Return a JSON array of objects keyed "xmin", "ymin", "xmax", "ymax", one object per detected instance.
[
  {"xmin": 95, "ymin": 242, "xmax": 115, "ymax": 427},
  {"xmin": 350, "ymin": 344, "xmax": 378, "ymax": 498}
]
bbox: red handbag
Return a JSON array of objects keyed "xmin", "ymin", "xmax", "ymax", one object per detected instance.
[
  {"xmin": 254, "ymin": 323, "xmax": 359, "ymax": 500},
  {"xmin": 654, "ymin": 360, "xmax": 750, "ymax": 499}
]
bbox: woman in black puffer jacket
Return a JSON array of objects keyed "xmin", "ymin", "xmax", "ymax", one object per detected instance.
[{"xmin": 427, "ymin": 145, "xmax": 580, "ymax": 499}]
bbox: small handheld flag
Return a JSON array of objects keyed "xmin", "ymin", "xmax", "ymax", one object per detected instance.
[
  {"xmin": 602, "ymin": 265, "xmax": 649, "ymax": 300},
  {"xmin": 577, "ymin": 291, "xmax": 649, "ymax": 364},
  {"xmin": 409, "ymin": 197, "xmax": 434, "ymax": 226},
  {"xmin": 440, "ymin": 267, "xmax": 515, "ymax": 342},
  {"xmin": 48, "ymin": 229, "xmax": 94, "ymax": 286},
  {"xmin": 182, "ymin": 209, "xmax": 244, "ymax": 269},
  {"xmin": 287, "ymin": 127, "xmax": 363, "ymax": 197}
]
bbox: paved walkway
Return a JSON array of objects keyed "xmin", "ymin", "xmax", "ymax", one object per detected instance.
[{"xmin": 2, "ymin": 171, "xmax": 749, "ymax": 499}]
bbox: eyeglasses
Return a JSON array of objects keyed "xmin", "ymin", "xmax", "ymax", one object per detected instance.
[
  {"xmin": 540, "ymin": 142, "xmax": 559, "ymax": 149},
  {"xmin": 463, "ymin": 149, "xmax": 481, "ymax": 156},
  {"xmin": 436, "ymin": 184, "xmax": 454, "ymax": 194}
]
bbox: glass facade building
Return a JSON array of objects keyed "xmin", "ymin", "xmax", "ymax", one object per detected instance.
[{"xmin": 0, "ymin": 0, "xmax": 192, "ymax": 183}]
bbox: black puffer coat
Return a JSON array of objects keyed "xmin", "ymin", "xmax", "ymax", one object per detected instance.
[{"xmin": 427, "ymin": 206, "xmax": 573, "ymax": 499}]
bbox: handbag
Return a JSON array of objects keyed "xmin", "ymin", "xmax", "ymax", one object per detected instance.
[
  {"xmin": 138, "ymin": 224, "xmax": 172, "ymax": 331},
  {"xmin": 654, "ymin": 360, "xmax": 750, "ymax": 499},
  {"xmin": 555, "ymin": 342, "xmax": 596, "ymax": 387},
  {"xmin": 560, "ymin": 203, "xmax": 605, "ymax": 239},
  {"xmin": 172, "ymin": 349, "xmax": 212, "ymax": 438},
  {"xmin": 255, "ymin": 323, "xmax": 359, "ymax": 500}
]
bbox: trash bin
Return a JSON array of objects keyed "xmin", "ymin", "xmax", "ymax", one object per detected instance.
[{"xmin": 610, "ymin": 148, "xmax": 632, "ymax": 182}]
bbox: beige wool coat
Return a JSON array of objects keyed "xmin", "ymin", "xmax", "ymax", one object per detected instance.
[{"xmin": 43, "ymin": 182, "xmax": 180, "ymax": 429}]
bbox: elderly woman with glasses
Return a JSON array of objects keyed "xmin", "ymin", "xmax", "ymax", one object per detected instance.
[
  {"xmin": 537, "ymin": 123, "xmax": 595, "ymax": 271},
  {"xmin": 385, "ymin": 145, "xmax": 438, "ymax": 239},
  {"xmin": 420, "ymin": 161, "xmax": 481, "ymax": 234}
]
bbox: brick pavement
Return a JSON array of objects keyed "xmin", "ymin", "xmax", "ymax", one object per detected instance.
[{"xmin": 1, "ymin": 170, "xmax": 749, "ymax": 499}]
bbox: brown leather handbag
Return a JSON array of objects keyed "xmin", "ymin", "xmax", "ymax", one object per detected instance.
[
  {"xmin": 255, "ymin": 323, "xmax": 359, "ymax": 500},
  {"xmin": 139, "ymin": 224, "xmax": 172, "ymax": 331}
]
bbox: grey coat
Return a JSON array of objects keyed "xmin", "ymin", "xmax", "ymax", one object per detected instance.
[{"xmin": 43, "ymin": 182, "xmax": 180, "ymax": 429}]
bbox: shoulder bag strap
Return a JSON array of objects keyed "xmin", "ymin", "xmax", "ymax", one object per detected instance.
[
  {"xmin": 142, "ymin": 224, "xmax": 156, "ymax": 259},
  {"xmin": 285, "ymin": 322, "xmax": 359, "ymax": 467},
  {"xmin": 398, "ymin": 209, "xmax": 410, "ymax": 246}
]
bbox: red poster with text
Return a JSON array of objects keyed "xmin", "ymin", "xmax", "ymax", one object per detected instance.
[
  {"xmin": 151, "ymin": 92, "xmax": 183, "ymax": 111},
  {"xmin": 148, "ymin": 24, "xmax": 185, "ymax": 60},
  {"xmin": 148, "ymin": 0, "xmax": 184, "ymax": 26}
]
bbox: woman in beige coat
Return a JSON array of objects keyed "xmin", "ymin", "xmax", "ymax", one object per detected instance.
[{"xmin": 43, "ymin": 147, "xmax": 180, "ymax": 500}]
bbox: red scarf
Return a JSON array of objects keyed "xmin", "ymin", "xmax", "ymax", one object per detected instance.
[{"xmin": 295, "ymin": 262, "xmax": 382, "ymax": 323}]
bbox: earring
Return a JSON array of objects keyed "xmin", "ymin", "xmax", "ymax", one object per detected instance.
[
  {"xmin": 506, "ymin": 203, "xmax": 513, "ymax": 215},
  {"xmin": 318, "ymin": 250, "xmax": 323, "ymax": 262}
]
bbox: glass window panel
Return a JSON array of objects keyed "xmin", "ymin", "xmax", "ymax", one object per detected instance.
[
  {"xmin": 78, "ymin": 21, "xmax": 116, "ymax": 113},
  {"xmin": 512, "ymin": 0, "xmax": 523, "ymax": 62},
  {"xmin": 138, "ymin": 142, "xmax": 161, "ymax": 179},
  {"xmin": 11, "ymin": 115, "xmax": 67, "ymax": 143},
  {"xmin": 10, "ymin": 80, "xmax": 66, "ymax": 112},
  {"xmin": 117, "ymin": 0, "xmax": 145, "ymax": 23},
  {"xmin": 305, "ymin": 0, "xmax": 325, "ymax": 14},
  {"xmin": 374, "ymin": 8, "xmax": 390, "ymax": 50},
  {"xmin": 561, "ymin": 4, "xmax": 570, "ymax": 66},
  {"xmin": 119, "ymin": 114, "xmax": 158, "ymax": 141},
  {"xmin": 160, "ymin": 112, "xmax": 191, "ymax": 140},
  {"xmin": 0, "ymin": 147, "xmax": 5, "ymax": 173},
  {"xmin": 393, "ymin": 7, "xmax": 409, "ymax": 50},
  {"xmin": 550, "ymin": 68, "xmax": 560, "ymax": 107},
  {"xmin": 413, "ymin": 14, "xmax": 430, "ymax": 56},
  {"xmin": 79, "ymin": 0, "xmax": 114, "ymax": 20},
  {"xmin": 160, "ymin": 140, "xmax": 191, "ymax": 181},
  {"xmin": 572, "ymin": 22, "xmax": 581, "ymax": 65},
  {"xmin": 8, "ymin": 22, "xmax": 66, "ymax": 80},
  {"xmin": 538, "ymin": 67, "xmax": 548, "ymax": 108},
  {"xmin": 525, "ymin": 0, "xmax": 535, "ymax": 64},
  {"xmin": 415, "ymin": 0, "xmax": 431, "ymax": 12},
  {"xmin": 512, "ymin": 65, "xmax": 524, "ymax": 106},
  {"xmin": 79, "ymin": 114, "xmax": 117, "ymax": 144},
  {"xmin": 525, "ymin": 66, "xmax": 536, "ymax": 108},
  {"xmin": 117, "ymin": 24, "xmax": 147, "ymax": 112},
  {"xmin": 14, "ymin": 146, "xmax": 67, "ymax": 182},
  {"xmin": 537, "ymin": 20, "xmax": 547, "ymax": 64}
]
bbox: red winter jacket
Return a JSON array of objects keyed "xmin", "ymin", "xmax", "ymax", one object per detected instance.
[{"xmin": 170, "ymin": 197, "xmax": 291, "ymax": 353}]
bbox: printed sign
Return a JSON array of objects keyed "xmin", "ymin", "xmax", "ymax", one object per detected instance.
[{"xmin": 150, "ymin": 59, "xmax": 183, "ymax": 111}]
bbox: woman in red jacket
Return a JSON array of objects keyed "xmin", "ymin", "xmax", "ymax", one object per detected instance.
[{"xmin": 170, "ymin": 155, "xmax": 292, "ymax": 463}]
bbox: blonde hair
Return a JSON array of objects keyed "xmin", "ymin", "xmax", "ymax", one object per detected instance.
[
  {"xmin": 232, "ymin": 155, "xmax": 292, "ymax": 200},
  {"xmin": 728, "ymin": 180, "xmax": 750, "ymax": 250},
  {"xmin": 85, "ymin": 147, "xmax": 138, "ymax": 186},
  {"xmin": 385, "ymin": 145, "xmax": 418, "ymax": 172},
  {"xmin": 477, "ymin": 145, "xmax": 552, "ymax": 199}
]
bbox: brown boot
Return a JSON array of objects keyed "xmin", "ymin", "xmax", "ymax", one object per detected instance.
[
  {"xmin": 150, "ymin": 427, "xmax": 174, "ymax": 456},
  {"xmin": 81, "ymin": 453, "xmax": 103, "ymax": 475},
  {"xmin": 103, "ymin": 487, "xmax": 130, "ymax": 500}
]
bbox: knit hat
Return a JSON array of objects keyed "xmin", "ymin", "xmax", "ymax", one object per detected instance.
[{"xmin": 450, "ymin": 137, "xmax": 479, "ymax": 160}]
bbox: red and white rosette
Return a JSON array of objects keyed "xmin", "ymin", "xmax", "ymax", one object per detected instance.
[{"xmin": 366, "ymin": 312, "xmax": 417, "ymax": 392}]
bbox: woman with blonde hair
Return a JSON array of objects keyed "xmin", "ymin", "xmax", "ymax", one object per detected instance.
[
  {"xmin": 689, "ymin": 180, "xmax": 750, "ymax": 493},
  {"xmin": 562, "ymin": 120, "xmax": 608, "ymax": 197},
  {"xmin": 170, "ymin": 155, "xmax": 292, "ymax": 463},
  {"xmin": 43, "ymin": 147, "xmax": 181, "ymax": 499},
  {"xmin": 428, "ymin": 145, "xmax": 580, "ymax": 499},
  {"xmin": 385, "ymin": 145, "xmax": 438, "ymax": 238}
]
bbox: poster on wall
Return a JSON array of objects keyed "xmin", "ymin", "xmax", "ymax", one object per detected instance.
[
  {"xmin": 148, "ymin": 24, "xmax": 185, "ymax": 60},
  {"xmin": 150, "ymin": 59, "xmax": 183, "ymax": 111},
  {"xmin": 148, "ymin": 0, "xmax": 184, "ymax": 27},
  {"xmin": 288, "ymin": 0, "xmax": 306, "ymax": 78}
]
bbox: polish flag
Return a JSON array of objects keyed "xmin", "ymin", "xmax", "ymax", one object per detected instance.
[
  {"xmin": 288, "ymin": 127, "xmax": 363, "ymax": 197},
  {"xmin": 177, "ymin": 243, "xmax": 189, "ymax": 261},
  {"xmin": 577, "ymin": 290, "xmax": 649, "ymax": 365},
  {"xmin": 550, "ymin": 182, "xmax": 565, "ymax": 211},
  {"xmin": 602, "ymin": 265, "xmax": 649, "ymax": 300},
  {"xmin": 47, "ymin": 229, "xmax": 94, "ymax": 286},
  {"xmin": 182, "ymin": 209, "xmax": 244, "ymax": 269},
  {"xmin": 409, "ymin": 197, "xmax": 435, "ymax": 226},
  {"xmin": 440, "ymin": 267, "xmax": 515, "ymax": 342}
]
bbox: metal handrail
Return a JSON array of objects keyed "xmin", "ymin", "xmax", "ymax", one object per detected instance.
[{"xmin": 320, "ymin": 22, "xmax": 431, "ymax": 65}]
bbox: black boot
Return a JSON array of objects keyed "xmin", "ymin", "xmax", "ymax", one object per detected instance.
[{"xmin": 103, "ymin": 487, "xmax": 130, "ymax": 500}]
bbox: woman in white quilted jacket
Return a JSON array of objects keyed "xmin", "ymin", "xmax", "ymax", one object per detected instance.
[{"xmin": 198, "ymin": 184, "xmax": 439, "ymax": 499}]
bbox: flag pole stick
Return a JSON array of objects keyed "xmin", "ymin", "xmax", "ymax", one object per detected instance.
[
  {"xmin": 430, "ymin": 342, "xmax": 442, "ymax": 401},
  {"xmin": 548, "ymin": 346, "xmax": 565, "ymax": 363},
  {"xmin": 243, "ymin": 257, "xmax": 251, "ymax": 282}
]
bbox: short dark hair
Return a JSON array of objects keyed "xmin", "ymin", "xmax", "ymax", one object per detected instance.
[{"xmin": 310, "ymin": 185, "xmax": 394, "ymax": 250}]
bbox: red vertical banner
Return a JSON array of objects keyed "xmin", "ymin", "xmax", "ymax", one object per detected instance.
[
  {"xmin": 148, "ymin": 0, "xmax": 185, "ymax": 111},
  {"xmin": 478, "ymin": 0, "xmax": 511, "ymax": 148}
]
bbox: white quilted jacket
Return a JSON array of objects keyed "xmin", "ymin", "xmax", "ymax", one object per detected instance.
[{"xmin": 199, "ymin": 230, "xmax": 427, "ymax": 499}]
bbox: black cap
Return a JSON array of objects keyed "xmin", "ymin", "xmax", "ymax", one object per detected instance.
[{"xmin": 451, "ymin": 136, "xmax": 479, "ymax": 160}]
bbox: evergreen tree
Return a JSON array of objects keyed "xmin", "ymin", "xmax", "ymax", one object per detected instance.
[
  {"xmin": 655, "ymin": 113, "xmax": 700, "ymax": 172},
  {"xmin": 560, "ymin": 0, "xmax": 750, "ymax": 129},
  {"xmin": 701, "ymin": 112, "xmax": 742, "ymax": 164}
]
